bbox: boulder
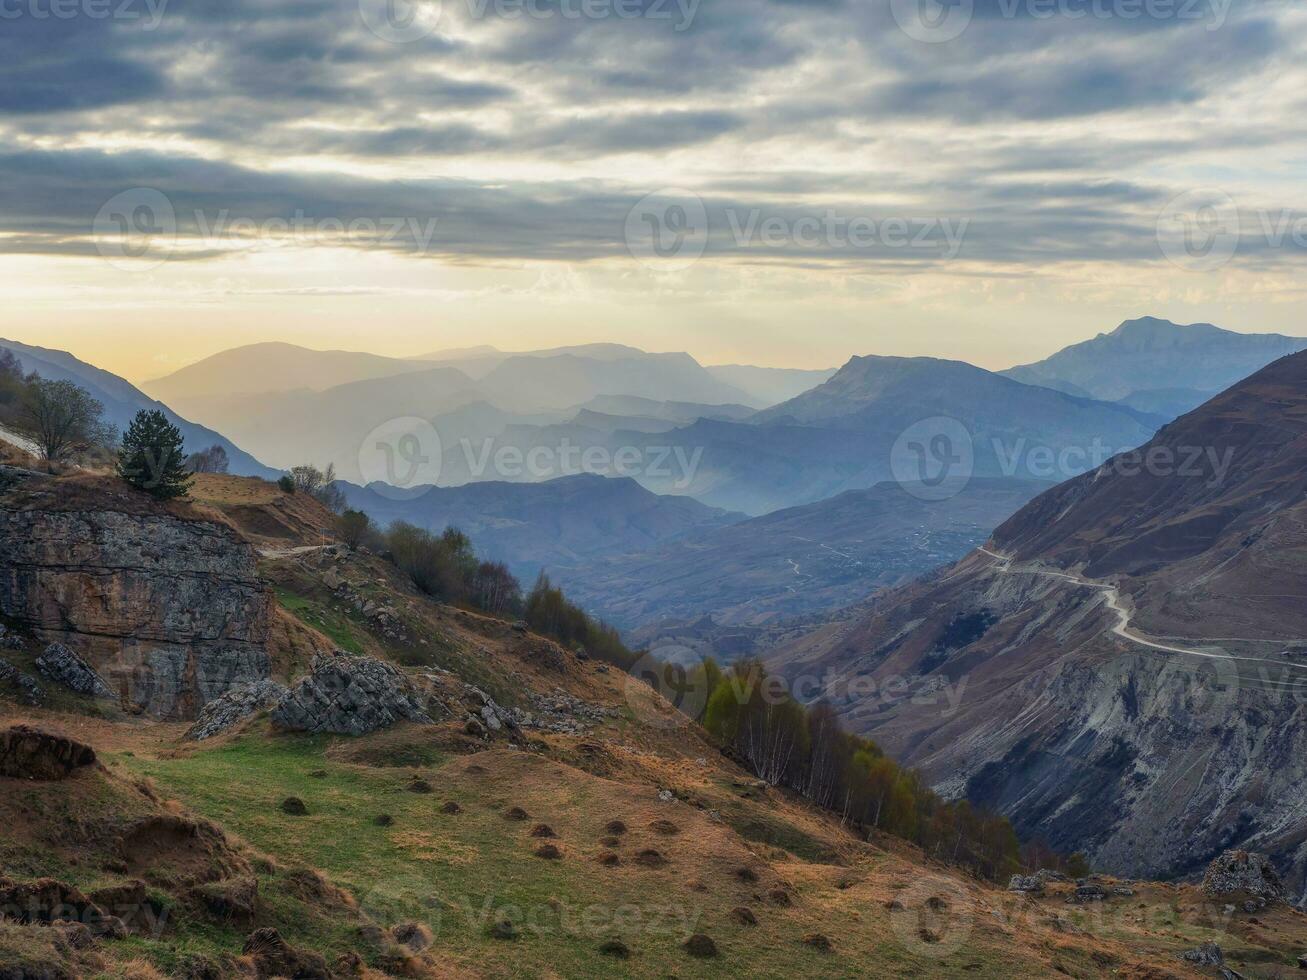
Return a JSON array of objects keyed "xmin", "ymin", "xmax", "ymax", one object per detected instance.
[
  {"xmin": 0, "ymin": 726, "xmax": 96, "ymax": 781},
  {"xmin": 1008, "ymin": 874, "xmax": 1044, "ymax": 894},
  {"xmin": 0, "ymin": 658, "xmax": 43, "ymax": 705},
  {"xmin": 1179, "ymin": 942, "xmax": 1223, "ymax": 966},
  {"xmin": 185, "ymin": 680, "xmax": 288, "ymax": 741},
  {"xmin": 1201, "ymin": 850, "xmax": 1284, "ymax": 902},
  {"xmin": 270, "ymin": 654, "xmax": 432, "ymax": 736},
  {"xmin": 34, "ymin": 643, "xmax": 113, "ymax": 700}
]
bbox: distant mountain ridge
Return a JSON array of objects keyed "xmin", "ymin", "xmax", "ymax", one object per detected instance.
[
  {"xmin": 1002, "ymin": 316, "xmax": 1307, "ymax": 416},
  {"xmin": 0, "ymin": 338, "xmax": 276, "ymax": 479},
  {"xmin": 338, "ymin": 472, "xmax": 743, "ymax": 584}
]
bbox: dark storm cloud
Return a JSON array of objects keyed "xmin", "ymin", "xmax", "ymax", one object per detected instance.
[{"xmin": 0, "ymin": 0, "xmax": 1299, "ymax": 271}]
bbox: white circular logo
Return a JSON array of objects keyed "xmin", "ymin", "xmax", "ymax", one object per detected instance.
[
  {"xmin": 889, "ymin": 877, "xmax": 975, "ymax": 957},
  {"xmin": 890, "ymin": 0, "xmax": 974, "ymax": 43},
  {"xmin": 623, "ymin": 646, "xmax": 713, "ymax": 730},
  {"xmin": 359, "ymin": 0, "xmax": 443, "ymax": 43},
  {"xmin": 1156, "ymin": 188, "xmax": 1239, "ymax": 272},
  {"xmin": 891, "ymin": 416, "xmax": 974, "ymax": 501},
  {"xmin": 358, "ymin": 416, "xmax": 442, "ymax": 498},
  {"xmin": 624, "ymin": 189, "xmax": 708, "ymax": 271},
  {"xmin": 92, "ymin": 188, "xmax": 177, "ymax": 271}
]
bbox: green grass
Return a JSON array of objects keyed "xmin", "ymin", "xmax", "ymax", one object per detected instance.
[
  {"xmin": 117, "ymin": 732, "xmax": 951, "ymax": 979},
  {"xmin": 274, "ymin": 588, "xmax": 364, "ymax": 653}
]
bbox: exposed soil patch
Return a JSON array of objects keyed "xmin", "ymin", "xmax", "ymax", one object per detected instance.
[{"xmin": 0, "ymin": 726, "xmax": 97, "ymax": 781}]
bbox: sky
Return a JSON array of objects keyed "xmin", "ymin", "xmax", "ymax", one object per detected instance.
[{"xmin": 1, "ymin": 0, "xmax": 1305, "ymax": 383}]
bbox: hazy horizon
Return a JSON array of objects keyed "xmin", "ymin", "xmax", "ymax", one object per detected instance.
[{"xmin": 8, "ymin": 311, "xmax": 1305, "ymax": 386}]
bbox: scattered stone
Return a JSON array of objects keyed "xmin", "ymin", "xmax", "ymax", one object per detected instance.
[
  {"xmin": 683, "ymin": 934, "xmax": 718, "ymax": 958},
  {"xmin": 598, "ymin": 939, "xmax": 630, "ymax": 959},
  {"xmin": 185, "ymin": 680, "xmax": 288, "ymax": 741},
  {"xmin": 271, "ymin": 654, "xmax": 432, "ymax": 736},
  {"xmin": 1202, "ymin": 850, "xmax": 1284, "ymax": 903},
  {"xmin": 634, "ymin": 849, "xmax": 668, "ymax": 868},
  {"xmin": 0, "ymin": 658, "xmax": 42, "ymax": 704},
  {"xmin": 1067, "ymin": 883, "xmax": 1106, "ymax": 904},
  {"xmin": 1112, "ymin": 885, "xmax": 1135, "ymax": 897},
  {"xmin": 280, "ymin": 797, "xmax": 308, "ymax": 816},
  {"xmin": 657, "ymin": 789, "xmax": 675, "ymax": 803},
  {"xmin": 530, "ymin": 824, "xmax": 557, "ymax": 838},
  {"xmin": 242, "ymin": 927, "xmax": 331, "ymax": 979},
  {"xmin": 504, "ymin": 806, "xmax": 530, "ymax": 821},
  {"xmin": 605, "ymin": 820, "xmax": 627, "ymax": 834},
  {"xmin": 440, "ymin": 801, "xmax": 462, "ymax": 815},
  {"xmin": 534, "ymin": 844, "xmax": 562, "ymax": 860},
  {"xmin": 0, "ymin": 725, "xmax": 97, "ymax": 781},
  {"xmin": 1180, "ymin": 943, "xmax": 1224, "ymax": 967},
  {"xmin": 407, "ymin": 779, "xmax": 433, "ymax": 794},
  {"xmin": 373, "ymin": 814, "xmax": 394, "ymax": 827},
  {"xmin": 649, "ymin": 819, "xmax": 680, "ymax": 836},
  {"xmin": 1009, "ymin": 874, "xmax": 1045, "ymax": 894},
  {"xmin": 802, "ymin": 933, "xmax": 833, "ymax": 952},
  {"xmin": 731, "ymin": 906, "xmax": 758, "ymax": 926}
]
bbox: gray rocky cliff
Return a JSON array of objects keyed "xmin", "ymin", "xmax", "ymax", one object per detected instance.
[{"xmin": 0, "ymin": 473, "xmax": 271, "ymax": 719}]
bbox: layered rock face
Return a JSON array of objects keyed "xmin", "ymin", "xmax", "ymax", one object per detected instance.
[{"xmin": 0, "ymin": 476, "xmax": 272, "ymax": 719}]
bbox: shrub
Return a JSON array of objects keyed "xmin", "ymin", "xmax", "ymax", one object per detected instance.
[{"xmin": 277, "ymin": 475, "xmax": 296, "ymax": 493}]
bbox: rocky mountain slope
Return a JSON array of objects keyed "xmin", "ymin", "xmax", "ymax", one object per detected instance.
[
  {"xmin": 7, "ymin": 465, "xmax": 1307, "ymax": 977},
  {"xmin": 1002, "ymin": 316, "xmax": 1307, "ymax": 418},
  {"xmin": 771, "ymin": 350, "xmax": 1307, "ymax": 901}
]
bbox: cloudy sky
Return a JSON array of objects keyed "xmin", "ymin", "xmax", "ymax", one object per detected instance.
[{"xmin": 1, "ymin": 0, "xmax": 1303, "ymax": 381}]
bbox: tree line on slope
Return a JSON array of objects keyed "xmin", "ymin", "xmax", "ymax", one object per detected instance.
[{"xmin": 670, "ymin": 657, "xmax": 1033, "ymax": 882}]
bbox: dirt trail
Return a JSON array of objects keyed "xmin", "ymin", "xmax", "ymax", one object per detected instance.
[{"xmin": 977, "ymin": 547, "xmax": 1307, "ymax": 685}]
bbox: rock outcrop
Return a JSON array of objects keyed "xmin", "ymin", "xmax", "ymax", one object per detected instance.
[
  {"xmin": 186, "ymin": 679, "xmax": 289, "ymax": 741},
  {"xmin": 1202, "ymin": 850, "xmax": 1284, "ymax": 902},
  {"xmin": 34, "ymin": 643, "xmax": 114, "ymax": 700},
  {"xmin": 271, "ymin": 654, "xmax": 431, "ymax": 736},
  {"xmin": 0, "ymin": 726, "xmax": 97, "ymax": 781},
  {"xmin": 0, "ymin": 657, "xmax": 43, "ymax": 705},
  {"xmin": 0, "ymin": 471, "xmax": 272, "ymax": 719}
]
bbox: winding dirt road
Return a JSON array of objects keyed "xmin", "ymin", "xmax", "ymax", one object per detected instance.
[{"xmin": 977, "ymin": 547, "xmax": 1307, "ymax": 683}]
